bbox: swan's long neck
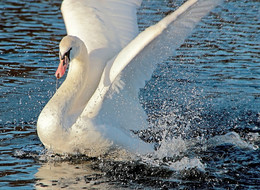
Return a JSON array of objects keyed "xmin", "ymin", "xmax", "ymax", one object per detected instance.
[{"xmin": 37, "ymin": 44, "xmax": 91, "ymax": 149}]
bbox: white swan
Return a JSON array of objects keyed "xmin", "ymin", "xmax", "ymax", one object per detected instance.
[{"xmin": 37, "ymin": 0, "xmax": 223, "ymax": 157}]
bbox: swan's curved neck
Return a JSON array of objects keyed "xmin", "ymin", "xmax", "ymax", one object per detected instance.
[
  {"xmin": 37, "ymin": 44, "xmax": 90, "ymax": 148},
  {"xmin": 55, "ymin": 48, "xmax": 90, "ymax": 125}
]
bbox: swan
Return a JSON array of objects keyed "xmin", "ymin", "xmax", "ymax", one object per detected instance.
[{"xmin": 37, "ymin": 0, "xmax": 223, "ymax": 157}]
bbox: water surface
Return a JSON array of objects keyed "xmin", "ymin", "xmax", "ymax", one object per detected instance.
[{"xmin": 0, "ymin": 0, "xmax": 259, "ymax": 189}]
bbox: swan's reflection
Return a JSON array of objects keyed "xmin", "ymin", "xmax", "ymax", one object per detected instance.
[{"xmin": 35, "ymin": 161, "xmax": 116, "ymax": 189}]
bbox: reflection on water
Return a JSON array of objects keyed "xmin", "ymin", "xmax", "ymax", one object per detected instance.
[
  {"xmin": 35, "ymin": 162, "xmax": 106, "ymax": 189},
  {"xmin": 1, "ymin": 0, "xmax": 260, "ymax": 189}
]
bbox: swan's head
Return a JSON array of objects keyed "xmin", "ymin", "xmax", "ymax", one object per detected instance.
[{"xmin": 55, "ymin": 35, "xmax": 86, "ymax": 79}]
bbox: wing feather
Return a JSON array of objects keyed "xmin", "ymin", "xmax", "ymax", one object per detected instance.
[
  {"xmin": 84, "ymin": 0, "xmax": 223, "ymax": 125},
  {"xmin": 61, "ymin": 0, "xmax": 142, "ymax": 57}
]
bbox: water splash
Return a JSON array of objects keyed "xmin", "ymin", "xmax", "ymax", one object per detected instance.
[
  {"xmin": 56, "ymin": 78, "xmax": 59, "ymax": 91},
  {"xmin": 207, "ymin": 132, "xmax": 258, "ymax": 150}
]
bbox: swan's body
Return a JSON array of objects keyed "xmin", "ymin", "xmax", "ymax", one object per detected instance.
[{"xmin": 37, "ymin": 0, "xmax": 223, "ymax": 156}]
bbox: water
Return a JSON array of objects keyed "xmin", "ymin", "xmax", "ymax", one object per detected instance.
[{"xmin": 1, "ymin": 0, "xmax": 259, "ymax": 189}]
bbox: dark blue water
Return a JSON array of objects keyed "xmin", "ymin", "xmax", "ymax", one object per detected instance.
[{"xmin": 1, "ymin": 0, "xmax": 259, "ymax": 189}]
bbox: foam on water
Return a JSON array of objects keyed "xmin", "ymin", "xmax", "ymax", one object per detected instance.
[{"xmin": 207, "ymin": 132, "xmax": 258, "ymax": 150}]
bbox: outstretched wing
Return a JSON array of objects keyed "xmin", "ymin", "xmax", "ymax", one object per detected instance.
[
  {"xmin": 73, "ymin": 0, "xmax": 224, "ymax": 153},
  {"xmin": 84, "ymin": 0, "xmax": 224, "ymax": 129},
  {"xmin": 109, "ymin": 0, "xmax": 223, "ymax": 93},
  {"xmin": 61, "ymin": 0, "xmax": 142, "ymax": 58}
]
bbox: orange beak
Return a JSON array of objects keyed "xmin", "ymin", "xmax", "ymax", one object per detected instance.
[{"xmin": 55, "ymin": 56, "xmax": 69, "ymax": 79}]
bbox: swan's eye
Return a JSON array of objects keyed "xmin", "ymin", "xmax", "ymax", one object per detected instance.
[{"xmin": 61, "ymin": 47, "xmax": 72, "ymax": 61}]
